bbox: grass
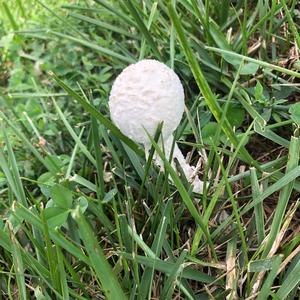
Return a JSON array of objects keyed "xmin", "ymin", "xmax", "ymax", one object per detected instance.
[{"xmin": 0, "ymin": 0, "xmax": 300, "ymax": 299}]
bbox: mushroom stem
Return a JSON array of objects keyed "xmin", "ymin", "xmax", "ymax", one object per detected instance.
[{"xmin": 146, "ymin": 137, "xmax": 204, "ymax": 194}]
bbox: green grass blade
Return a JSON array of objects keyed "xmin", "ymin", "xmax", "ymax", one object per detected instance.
[
  {"xmin": 276, "ymin": 255, "xmax": 300, "ymax": 299},
  {"xmin": 15, "ymin": 0, "xmax": 26, "ymax": 19},
  {"xmin": 140, "ymin": 122, "xmax": 163, "ymax": 193},
  {"xmin": 0, "ymin": 150, "xmax": 21, "ymax": 205},
  {"xmin": 55, "ymin": 244, "xmax": 70, "ymax": 300},
  {"xmin": 241, "ymin": 165, "xmax": 300, "ymax": 216},
  {"xmin": 140, "ymin": 200, "xmax": 171, "ymax": 299},
  {"xmin": 195, "ymin": 122, "xmax": 255, "ymax": 249},
  {"xmin": 0, "ymin": 112, "xmax": 59, "ymax": 174},
  {"xmin": 49, "ymin": 72, "xmax": 143, "ymax": 157},
  {"xmin": 146, "ymin": 131, "xmax": 216, "ymax": 258},
  {"xmin": 13, "ymin": 203, "xmax": 90, "ymax": 264},
  {"xmin": 40, "ymin": 211, "xmax": 61, "ymax": 294},
  {"xmin": 52, "ymin": 98, "xmax": 97, "ymax": 167},
  {"xmin": 123, "ymin": 0, "xmax": 162, "ymax": 60},
  {"xmin": 254, "ymin": 120, "xmax": 290, "ymax": 148},
  {"xmin": 206, "ymin": 46, "xmax": 300, "ymax": 79},
  {"xmin": 50, "ymin": 31, "xmax": 135, "ymax": 64},
  {"xmin": 65, "ymin": 128, "xmax": 84, "ymax": 178},
  {"xmin": 211, "ymin": 141, "xmax": 249, "ymax": 270},
  {"xmin": 71, "ymin": 207, "xmax": 127, "ymax": 300},
  {"xmin": 36, "ymin": 0, "xmax": 84, "ymax": 38},
  {"xmin": 127, "ymin": 225, "xmax": 157, "ymax": 259},
  {"xmin": 94, "ymin": 0, "xmax": 135, "ymax": 26},
  {"xmin": 168, "ymin": 3, "xmax": 258, "ymax": 168},
  {"xmin": 69, "ymin": 174, "xmax": 97, "ymax": 192},
  {"xmin": 0, "ymin": 124, "xmax": 27, "ymax": 206},
  {"xmin": 250, "ymin": 168, "xmax": 265, "ymax": 245},
  {"xmin": 281, "ymin": 0, "xmax": 300, "ymax": 50},
  {"xmin": 8, "ymin": 223, "xmax": 27, "ymax": 300},
  {"xmin": 262, "ymin": 136, "xmax": 300, "ymax": 257},
  {"xmin": 257, "ymin": 255, "xmax": 282, "ymax": 300},
  {"xmin": 69, "ymin": 12, "xmax": 137, "ymax": 39},
  {"xmin": 120, "ymin": 252, "xmax": 219, "ymax": 284},
  {"xmin": 2, "ymin": 3, "xmax": 18, "ymax": 30},
  {"xmin": 90, "ymin": 117, "xmax": 105, "ymax": 199},
  {"xmin": 139, "ymin": 1, "xmax": 158, "ymax": 60},
  {"xmin": 161, "ymin": 249, "xmax": 188, "ymax": 299}
]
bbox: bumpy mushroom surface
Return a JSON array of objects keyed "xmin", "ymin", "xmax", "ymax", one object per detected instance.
[
  {"xmin": 109, "ymin": 59, "xmax": 184, "ymax": 145},
  {"xmin": 109, "ymin": 59, "xmax": 204, "ymax": 193}
]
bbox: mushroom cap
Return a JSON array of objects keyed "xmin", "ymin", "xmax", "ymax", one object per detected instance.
[{"xmin": 109, "ymin": 59, "xmax": 184, "ymax": 145}]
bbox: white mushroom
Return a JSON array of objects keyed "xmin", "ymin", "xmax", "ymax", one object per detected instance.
[{"xmin": 109, "ymin": 59, "xmax": 204, "ymax": 193}]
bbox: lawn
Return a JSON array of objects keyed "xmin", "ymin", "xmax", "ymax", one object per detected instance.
[{"xmin": 0, "ymin": 1, "xmax": 300, "ymax": 299}]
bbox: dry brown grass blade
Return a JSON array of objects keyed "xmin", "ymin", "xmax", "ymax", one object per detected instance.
[
  {"xmin": 277, "ymin": 236, "xmax": 300, "ymax": 274},
  {"xmin": 226, "ymin": 233, "xmax": 238, "ymax": 300}
]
